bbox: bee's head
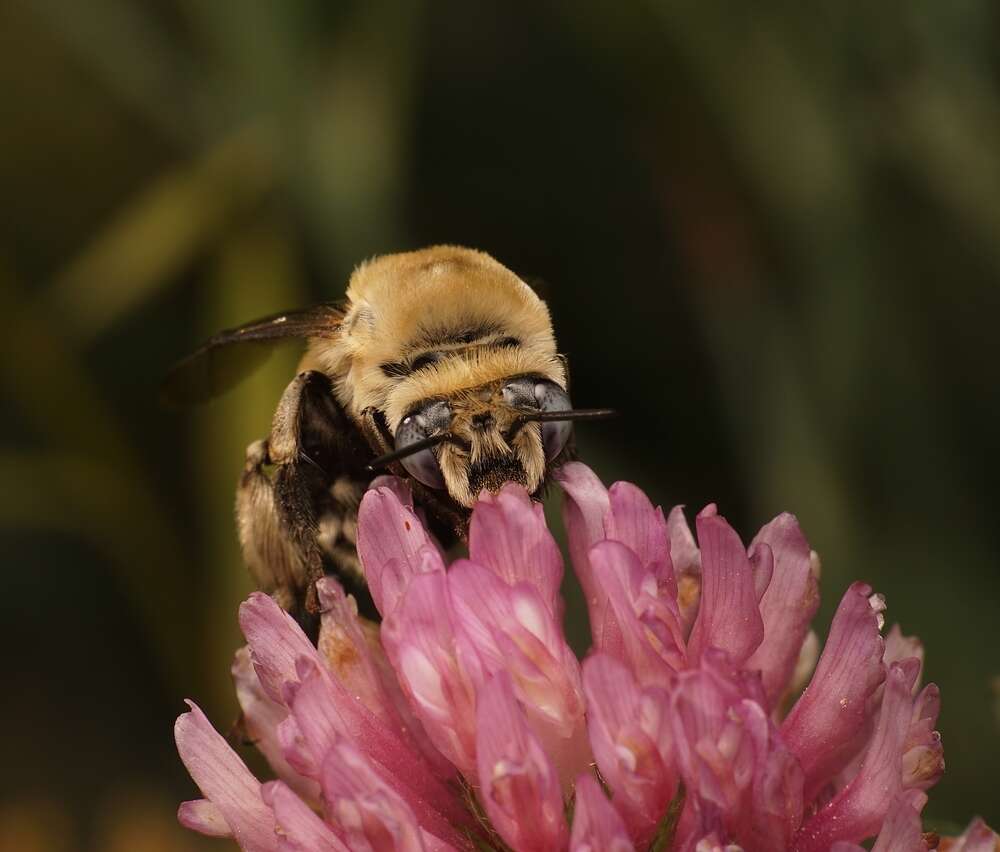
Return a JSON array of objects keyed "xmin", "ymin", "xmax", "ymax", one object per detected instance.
[
  {"xmin": 330, "ymin": 245, "xmax": 612, "ymax": 509},
  {"xmin": 384, "ymin": 376, "xmax": 576, "ymax": 507}
]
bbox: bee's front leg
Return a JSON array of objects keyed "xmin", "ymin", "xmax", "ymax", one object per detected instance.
[
  {"xmin": 236, "ymin": 435, "xmax": 321, "ymax": 630},
  {"xmin": 236, "ymin": 371, "xmax": 377, "ymax": 637}
]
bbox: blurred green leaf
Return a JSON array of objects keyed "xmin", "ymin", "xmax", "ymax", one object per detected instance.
[
  {"xmin": 0, "ymin": 264, "xmax": 192, "ymax": 688},
  {"xmin": 22, "ymin": 0, "xmax": 209, "ymax": 145},
  {"xmin": 0, "ymin": 449, "xmax": 191, "ymax": 690},
  {"xmin": 42, "ymin": 126, "xmax": 277, "ymax": 345},
  {"xmin": 193, "ymin": 218, "xmax": 306, "ymax": 715}
]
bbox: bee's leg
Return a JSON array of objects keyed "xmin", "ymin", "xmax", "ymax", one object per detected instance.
[
  {"xmin": 315, "ymin": 476, "xmax": 379, "ymax": 619},
  {"xmin": 236, "ymin": 371, "xmax": 376, "ymax": 637},
  {"xmin": 236, "ymin": 436, "xmax": 319, "ymax": 633}
]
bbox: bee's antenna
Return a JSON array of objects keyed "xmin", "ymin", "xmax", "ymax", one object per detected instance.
[
  {"xmin": 366, "ymin": 433, "xmax": 453, "ymax": 471},
  {"xmin": 507, "ymin": 408, "xmax": 617, "ymax": 440},
  {"xmin": 516, "ymin": 408, "xmax": 617, "ymax": 423}
]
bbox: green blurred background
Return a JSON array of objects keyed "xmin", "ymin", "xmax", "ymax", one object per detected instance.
[{"xmin": 1, "ymin": 1, "xmax": 998, "ymax": 849}]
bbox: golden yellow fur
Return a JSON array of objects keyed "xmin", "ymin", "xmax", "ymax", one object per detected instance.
[
  {"xmin": 309, "ymin": 245, "xmax": 565, "ymax": 425},
  {"xmin": 301, "ymin": 245, "xmax": 567, "ymax": 507}
]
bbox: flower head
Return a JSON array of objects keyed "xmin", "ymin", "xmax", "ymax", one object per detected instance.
[{"xmin": 176, "ymin": 463, "xmax": 994, "ymax": 851}]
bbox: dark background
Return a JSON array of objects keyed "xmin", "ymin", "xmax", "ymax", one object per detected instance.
[{"xmin": 2, "ymin": 2, "xmax": 998, "ymax": 849}]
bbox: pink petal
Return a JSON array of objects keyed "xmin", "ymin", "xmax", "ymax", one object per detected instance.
[
  {"xmin": 381, "ymin": 571, "xmax": 480, "ymax": 775},
  {"xmin": 178, "ymin": 799, "xmax": 231, "ymax": 838},
  {"xmin": 666, "ymin": 506, "xmax": 702, "ymax": 637},
  {"xmin": 794, "ymin": 661, "xmax": 920, "ymax": 850},
  {"xmin": 605, "ymin": 481, "xmax": 676, "ymax": 599},
  {"xmin": 589, "ymin": 541, "xmax": 686, "ymax": 686},
  {"xmin": 743, "ymin": 513, "xmax": 821, "ymax": 709},
  {"xmin": 732, "ymin": 698, "xmax": 804, "ymax": 849},
  {"xmin": 668, "ymin": 654, "xmax": 756, "ymax": 840},
  {"xmin": 686, "ymin": 509, "xmax": 765, "ymax": 667},
  {"xmin": 174, "ymin": 702, "xmax": 276, "ymax": 852},
  {"xmin": 666, "ymin": 505, "xmax": 700, "ymax": 575},
  {"xmin": 749, "ymin": 541, "xmax": 775, "ymax": 603},
  {"xmin": 788, "ymin": 630, "xmax": 820, "ymax": 698},
  {"xmin": 368, "ymin": 475, "xmax": 415, "ymax": 507},
  {"xmin": 582, "ymin": 654, "xmax": 676, "ymax": 844},
  {"xmin": 276, "ymin": 714, "xmax": 320, "ymax": 780},
  {"xmin": 902, "ymin": 683, "xmax": 943, "ymax": 793},
  {"xmin": 831, "ymin": 655, "xmax": 941, "ymax": 801},
  {"xmin": 570, "ymin": 774, "xmax": 635, "ymax": 852},
  {"xmin": 781, "ymin": 582, "xmax": 887, "ymax": 800},
  {"xmin": 868, "ymin": 794, "xmax": 927, "ymax": 852},
  {"xmin": 283, "ymin": 656, "xmax": 465, "ymax": 840},
  {"xmin": 241, "ymin": 589, "xmax": 458, "ymax": 825},
  {"xmin": 239, "ymin": 592, "xmax": 322, "ymax": 704},
  {"xmin": 317, "ymin": 577, "xmax": 399, "ymax": 721},
  {"xmin": 884, "ymin": 625, "xmax": 925, "ymax": 689},
  {"xmin": 941, "ymin": 818, "xmax": 1000, "ymax": 851},
  {"xmin": 358, "ymin": 483, "xmax": 443, "ymax": 618},
  {"xmin": 555, "ymin": 461, "xmax": 612, "ymax": 629},
  {"xmin": 261, "ymin": 781, "xmax": 348, "ymax": 851},
  {"xmin": 690, "ymin": 833, "xmax": 743, "ymax": 852},
  {"xmin": 317, "ymin": 577, "xmax": 454, "ymax": 778},
  {"xmin": 321, "ymin": 741, "xmax": 450, "ymax": 852},
  {"xmin": 475, "ymin": 672, "xmax": 570, "ymax": 852},
  {"xmin": 447, "ymin": 559, "xmax": 588, "ymax": 783},
  {"xmin": 232, "ymin": 647, "xmax": 321, "ymax": 803},
  {"xmin": 383, "ymin": 549, "xmax": 447, "ymax": 624},
  {"xmin": 469, "ymin": 483, "xmax": 564, "ymax": 612}
]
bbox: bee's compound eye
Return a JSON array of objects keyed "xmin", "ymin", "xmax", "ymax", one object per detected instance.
[
  {"xmin": 541, "ymin": 419, "xmax": 572, "ymax": 462},
  {"xmin": 400, "ymin": 447, "xmax": 446, "ymax": 489},
  {"xmin": 394, "ymin": 401, "xmax": 451, "ymax": 489},
  {"xmin": 501, "ymin": 377, "xmax": 537, "ymax": 408},
  {"xmin": 534, "ymin": 380, "xmax": 573, "ymax": 461}
]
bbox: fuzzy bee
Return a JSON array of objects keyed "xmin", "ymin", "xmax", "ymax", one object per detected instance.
[{"xmin": 165, "ymin": 245, "xmax": 611, "ymax": 632}]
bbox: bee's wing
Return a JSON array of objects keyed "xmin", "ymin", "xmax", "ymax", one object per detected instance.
[{"xmin": 162, "ymin": 303, "xmax": 345, "ymax": 405}]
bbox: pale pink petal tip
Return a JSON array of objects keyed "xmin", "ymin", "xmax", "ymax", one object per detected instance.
[
  {"xmin": 261, "ymin": 781, "xmax": 348, "ymax": 851},
  {"xmin": 314, "ymin": 576, "xmax": 396, "ymax": 722},
  {"xmin": 687, "ymin": 509, "xmax": 764, "ymax": 667},
  {"xmin": 174, "ymin": 701, "xmax": 276, "ymax": 852},
  {"xmin": 745, "ymin": 512, "xmax": 820, "ymax": 708},
  {"xmin": 555, "ymin": 462, "xmax": 610, "ymax": 596},
  {"xmin": 869, "ymin": 794, "xmax": 926, "ymax": 852},
  {"xmin": 476, "ymin": 671, "xmax": 569, "ymax": 852},
  {"xmin": 232, "ymin": 646, "xmax": 320, "ymax": 803},
  {"xmin": 177, "ymin": 799, "xmax": 231, "ymax": 838},
  {"xmin": 794, "ymin": 661, "xmax": 921, "ymax": 851},
  {"xmin": 238, "ymin": 591, "xmax": 318, "ymax": 703},
  {"xmin": 320, "ymin": 740, "xmax": 454, "ymax": 852},
  {"xmin": 469, "ymin": 482, "xmax": 564, "ymax": 609},
  {"xmin": 447, "ymin": 557, "xmax": 587, "ymax": 780},
  {"xmin": 782, "ymin": 581, "xmax": 887, "ymax": 801},
  {"xmin": 605, "ymin": 480, "xmax": 673, "ymax": 587},
  {"xmin": 581, "ymin": 653, "xmax": 676, "ymax": 844},
  {"xmin": 940, "ymin": 817, "xmax": 1000, "ymax": 852},
  {"xmin": 588, "ymin": 540, "xmax": 685, "ymax": 685},
  {"xmin": 357, "ymin": 482, "xmax": 443, "ymax": 617},
  {"xmin": 570, "ymin": 773, "xmax": 634, "ymax": 852},
  {"xmin": 666, "ymin": 504, "xmax": 702, "ymax": 635},
  {"xmin": 368, "ymin": 474, "xmax": 415, "ymax": 507},
  {"xmin": 382, "ymin": 570, "xmax": 479, "ymax": 776}
]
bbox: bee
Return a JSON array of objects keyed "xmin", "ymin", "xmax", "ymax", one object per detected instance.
[{"xmin": 165, "ymin": 245, "xmax": 612, "ymax": 632}]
